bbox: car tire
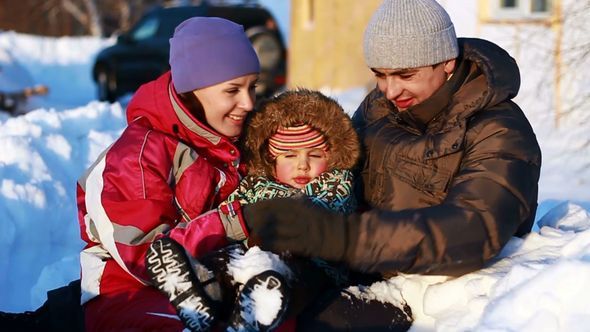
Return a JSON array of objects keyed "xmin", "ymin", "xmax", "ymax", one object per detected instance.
[
  {"xmin": 97, "ymin": 68, "xmax": 117, "ymax": 103},
  {"xmin": 247, "ymin": 28, "xmax": 284, "ymax": 97},
  {"xmin": 248, "ymin": 29, "xmax": 282, "ymax": 71}
]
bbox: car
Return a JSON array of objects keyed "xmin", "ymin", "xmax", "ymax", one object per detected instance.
[{"xmin": 92, "ymin": 2, "xmax": 287, "ymax": 102}]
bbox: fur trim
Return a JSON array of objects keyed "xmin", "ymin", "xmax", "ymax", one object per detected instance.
[{"xmin": 242, "ymin": 89, "xmax": 360, "ymax": 177}]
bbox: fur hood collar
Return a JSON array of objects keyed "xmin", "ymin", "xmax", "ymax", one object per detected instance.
[{"xmin": 243, "ymin": 89, "xmax": 360, "ymax": 176}]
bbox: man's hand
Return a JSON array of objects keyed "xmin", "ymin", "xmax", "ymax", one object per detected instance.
[{"xmin": 242, "ymin": 198, "xmax": 359, "ymax": 263}]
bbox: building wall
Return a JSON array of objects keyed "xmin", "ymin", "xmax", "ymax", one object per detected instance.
[
  {"xmin": 288, "ymin": 0, "xmax": 588, "ymax": 125},
  {"xmin": 464, "ymin": 0, "xmax": 589, "ymax": 128},
  {"xmin": 288, "ymin": 0, "xmax": 381, "ymax": 90}
]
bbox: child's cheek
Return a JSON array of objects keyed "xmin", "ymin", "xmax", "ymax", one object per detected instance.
[
  {"xmin": 311, "ymin": 159, "xmax": 329, "ymax": 177},
  {"xmin": 274, "ymin": 162, "xmax": 294, "ymax": 184}
]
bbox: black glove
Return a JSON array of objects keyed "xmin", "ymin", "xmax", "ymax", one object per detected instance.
[{"xmin": 242, "ymin": 198, "xmax": 359, "ymax": 263}]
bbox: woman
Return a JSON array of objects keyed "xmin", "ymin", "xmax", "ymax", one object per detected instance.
[{"xmin": 77, "ymin": 17, "xmax": 257, "ymax": 331}]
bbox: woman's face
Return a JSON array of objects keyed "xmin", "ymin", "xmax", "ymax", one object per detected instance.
[{"xmin": 193, "ymin": 74, "xmax": 258, "ymax": 138}]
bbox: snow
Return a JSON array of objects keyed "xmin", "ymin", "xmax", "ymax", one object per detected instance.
[
  {"xmin": 406, "ymin": 201, "xmax": 590, "ymax": 331},
  {"xmin": 237, "ymin": 273, "xmax": 286, "ymax": 327},
  {"xmin": 249, "ymin": 287, "xmax": 282, "ymax": 326},
  {"xmin": 227, "ymin": 246, "xmax": 293, "ymax": 284},
  {"xmin": 1, "ymin": 27, "xmax": 590, "ymax": 331},
  {"xmin": 226, "ymin": 246, "xmax": 292, "ymax": 327}
]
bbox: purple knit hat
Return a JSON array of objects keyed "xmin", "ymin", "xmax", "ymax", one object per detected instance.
[{"xmin": 169, "ymin": 17, "xmax": 260, "ymax": 93}]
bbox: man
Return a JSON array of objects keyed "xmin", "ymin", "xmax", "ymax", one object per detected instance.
[
  {"xmin": 243, "ymin": 0, "xmax": 542, "ymax": 277},
  {"xmin": 0, "ymin": 0, "xmax": 541, "ymax": 330}
]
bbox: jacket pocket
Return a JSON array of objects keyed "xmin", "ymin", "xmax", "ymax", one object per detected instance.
[{"xmin": 390, "ymin": 155, "xmax": 454, "ymax": 195}]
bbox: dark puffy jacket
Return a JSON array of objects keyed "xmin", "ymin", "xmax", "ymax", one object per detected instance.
[{"xmin": 350, "ymin": 38, "xmax": 541, "ymax": 276}]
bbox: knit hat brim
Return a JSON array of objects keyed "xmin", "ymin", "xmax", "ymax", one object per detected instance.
[
  {"xmin": 364, "ymin": 24, "xmax": 459, "ymax": 69},
  {"xmin": 268, "ymin": 124, "xmax": 328, "ymax": 158}
]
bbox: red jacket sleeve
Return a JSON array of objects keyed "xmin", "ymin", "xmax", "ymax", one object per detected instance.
[{"xmin": 78, "ymin": 124, "xmax": 232, "ymax": 282}]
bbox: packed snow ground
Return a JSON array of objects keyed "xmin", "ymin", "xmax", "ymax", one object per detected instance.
[{"xmin": 1, "ymin": 31, "xmax": 590, "ymax": 331}]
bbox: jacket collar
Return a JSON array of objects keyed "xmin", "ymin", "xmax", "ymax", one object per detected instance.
[
  {"xmin": 168, "ymin": 83, "xmax": 221, "ymax": 145},
  {"xmin": 126, "ymin": 72, "xmax": 239, "ymax": 160},
  {"xmin": 391, "ymin": 37, "xmax": 520, "ymax": 132}
]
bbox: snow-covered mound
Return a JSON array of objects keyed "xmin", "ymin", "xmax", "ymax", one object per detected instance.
[{"xmin": 0, "ymin": 31, "xmax": 114, "ymax": 110}]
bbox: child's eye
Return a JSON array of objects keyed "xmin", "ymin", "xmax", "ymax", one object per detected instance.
[
  {"xmin": 310, "ymin": 154, "xmax": 324, "ymax": 158},
  {"xmin": 225, "ymin": 88, "xmax": 239, "ymax": 94}
]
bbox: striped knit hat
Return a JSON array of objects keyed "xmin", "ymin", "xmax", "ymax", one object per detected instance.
[{"xmin": 268, "ymin": 124, "xmax": 328, "ymax": 158}]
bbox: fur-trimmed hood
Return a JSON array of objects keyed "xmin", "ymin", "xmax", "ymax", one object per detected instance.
[{"xmin": 243, "ymin": 89, "xmax": 360, "ymax": 177}]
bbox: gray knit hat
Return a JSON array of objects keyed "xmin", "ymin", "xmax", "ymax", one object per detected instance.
[{"xmin": 363, "ymin": 0, "xmax": 459, "ymax": 69}]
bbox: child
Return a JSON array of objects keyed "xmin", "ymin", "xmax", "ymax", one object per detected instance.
[{"xmin": 146, "ymin": 89, "xmax": 360, "ymax": 331}]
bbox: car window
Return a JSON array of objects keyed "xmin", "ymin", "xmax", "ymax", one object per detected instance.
[
  {"xmin": 131, "ymin": 16, "xmax": 160, "ymax": 41},
  {"xmin": 159, "ymin": 15, "xmax": 190, "ymax": 39}
]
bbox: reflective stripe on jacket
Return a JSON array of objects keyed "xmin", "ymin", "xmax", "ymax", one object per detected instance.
[{"xmin": 77, "ymin": 72, "xmax": 245, "ymax": 303}]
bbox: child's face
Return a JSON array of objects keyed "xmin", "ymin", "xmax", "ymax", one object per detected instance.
[{"xmin": 274, "ymin": 148, "xmax": 329, "ymax": 189}]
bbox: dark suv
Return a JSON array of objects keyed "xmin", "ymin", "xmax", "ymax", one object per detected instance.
[{"xmin": 92, "ymin": 2, "xmax": 286, "ymax": 102}]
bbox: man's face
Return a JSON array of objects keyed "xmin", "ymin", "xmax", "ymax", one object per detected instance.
[{"xmin": 372, "ymin": 59, "xmax": 456, "ymax": 111}]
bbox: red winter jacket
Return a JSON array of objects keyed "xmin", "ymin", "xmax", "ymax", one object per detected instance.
[{"xmin": 77, "ymin": 71, "xmax": 248, "ymax": 304}]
